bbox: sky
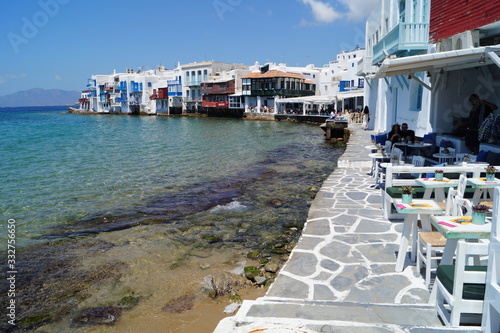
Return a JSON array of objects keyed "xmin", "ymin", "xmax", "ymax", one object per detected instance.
[{"xmin": 0, "ymin": 0, "xmax": 378, "ymax": 96}]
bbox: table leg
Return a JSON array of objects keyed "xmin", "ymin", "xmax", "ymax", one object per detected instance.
[
  {"xmin": 472, "ymin": 189, "xmax": 484, "ymax": 205},
  {"xmin": 441, "ymin": 239, "xmax": 458, "ymax": 265},
  {"xmin": 374, "ymin": 161, "xmax": 380, "ymax": 183},
  {"xmin": 488, "ymin": 188, "xmax": 494, "ymax": 200},
  {"xmin": 396, "ymin": 214, "xmax": 416, "ymax": 272},
  {"xmin": 423, "ymin": 188, "xmax": 432, "ymax": 199},
  {"xmin": 435, "ymin": 188, "xmax": 445, "ymax": 202}
]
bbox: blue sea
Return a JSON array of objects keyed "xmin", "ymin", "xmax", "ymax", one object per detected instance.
[{"xmin": 0, "ymin": 106, "xmax": 344, "ymax": 332}]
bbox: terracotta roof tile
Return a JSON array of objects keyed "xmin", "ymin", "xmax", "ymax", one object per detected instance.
[{"xmin": 243, "ymin": 70, "xmax": 306, "ymax": 80}]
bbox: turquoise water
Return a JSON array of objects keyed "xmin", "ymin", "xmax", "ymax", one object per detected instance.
[
  {"xmin": 1, "ymin": 106, "xmax": 341, "ymax": 242},
  {"xmin": 0, "ymin": 106, "xmax": 345, "ymax": 331}
]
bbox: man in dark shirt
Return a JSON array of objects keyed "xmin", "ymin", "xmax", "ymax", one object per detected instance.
[
  {"xmin": 465, "ymin": 94, "xmax": 498, "ymax": 154},
  {"xmin": 400, "ymin": 123, "xmax": 415, "ymax": 142}
]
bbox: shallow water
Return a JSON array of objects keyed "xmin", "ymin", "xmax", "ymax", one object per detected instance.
[{"xmin": 0, "ymin": 107, "xmax": 344, "ymax": 331}]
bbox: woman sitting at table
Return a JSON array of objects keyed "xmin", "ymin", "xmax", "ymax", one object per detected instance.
[{"xmin": 388, "ymin": 123, "xmax": 402, "ymax": 143}]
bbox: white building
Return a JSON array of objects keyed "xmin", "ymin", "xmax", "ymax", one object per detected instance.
[
  {"xmin": 240, "ymin": 62, "xmax": 318, "ymax": 114},
  {"xmin": 319, "ymin": 47, "xmax": 365, "ymax": 97},
  {"xmin": 361, "ymin": 0, "xmax": 431, "ymax": 134},
  {"xmin": 79, "ymin": 66, "xmax": 183, "ymax": 115},
  {"xmin": 180, "ymin": 61, "xmax": 249, "ymax": 113}
]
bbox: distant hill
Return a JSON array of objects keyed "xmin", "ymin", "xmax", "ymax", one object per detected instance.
[{"xmin": 0, "ymin": 88, "xmax": 80, "ymax": 107}]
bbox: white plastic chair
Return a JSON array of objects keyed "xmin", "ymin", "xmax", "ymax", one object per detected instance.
[
  {"xmin": 453, "ymin": 197, "xmax": 474, "ymax": 216},
  {"xmin": 456, "ymin": 174, "xmax": 468, "ymax": 199},
  {"xmin": 411, "ymin": 155, "xmax": 426, "ymax": 178},
  {"xmin": 435, "ymin": 240, "xmax": 489, "ymax": 326},
  {"xmin": 481, "ymin": 188, "xmax": 500, "ymax": 332},
  {"xmin": 417, "ymin": 187, "xmax": 456, "ymax": 288}
]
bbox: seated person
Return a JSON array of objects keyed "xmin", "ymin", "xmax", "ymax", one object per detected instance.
[
  {"xmin": 388, "ymin": 123, "xmax": 402, "ymax": 143},
  {"xmin": 400, "ymin": 123, "xmax": 415, "ymax": 142}
]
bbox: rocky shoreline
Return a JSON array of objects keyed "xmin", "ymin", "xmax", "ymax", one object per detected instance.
[
  {"xmin": 2, "ymin": 215, "xmax": 301, "ymax": 332},
  {"xmin": 2, "ymin": 164, "xmax": 335, "ymax": 332}
]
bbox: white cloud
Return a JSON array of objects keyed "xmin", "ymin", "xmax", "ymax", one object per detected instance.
[
  {"xmin": 55, "ymin": 74, "xmax": 63, "ymax": 81},
  {"xmin": 299, "ymin": 0, "xmax": 378, "ymax": 24},
  {"xmin": 301, "ymin": 0, "xmax": 339, "ymax": 23},
  {"xmin": 0, "ymin": 73, "xmax": 27, "ymax": 85},
  {"xmin": 337, "ymin": 0, "xmax": 378, "ymax": 21}
]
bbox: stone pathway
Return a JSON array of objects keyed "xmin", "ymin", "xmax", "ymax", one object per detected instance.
[{"xmin": 214, "ymin": 123, "xmax": 480, "ymax": 332}]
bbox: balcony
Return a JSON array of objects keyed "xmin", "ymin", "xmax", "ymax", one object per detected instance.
[
  {"xmin": 202, "ymin": 101, "xmax": 229, "ymax": 108},
  {"xmin": 150, "ymin": 88, "xmax": 168, "ymax": 100},
  {"xmin": 357, "ymin": 56, "xmax": 378, "ymax": 75},
  {"xmin": 201, "ymin": 86, "xmax": 234, "ymax": 95},
  {"xmin": 186, "ymin": 80, "xmax": 202, "ymax": 87},
  {"xmin": 249, "ymin": 89, "xmax": 315, "ymax": 97},
  {"xmin": 372, "ymin": 22, "xmax": 429, "ymax": 65},
  {"xmin": 184, "ymin": 97, "xmax": 202, "ymax": 102}
]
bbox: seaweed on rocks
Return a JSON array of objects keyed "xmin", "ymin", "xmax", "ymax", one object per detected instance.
[
  {"xmin": 0, "ymin": 238, "xmax": 126, "ymax": 332},
  {"xmin": 161, "ymin": 295, "xmax": 197, "ymax": 313}
]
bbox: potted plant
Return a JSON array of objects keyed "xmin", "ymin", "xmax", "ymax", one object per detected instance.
[
  {"xmin": 391, "ymin": 154, "xmax": 399, "ymax": 165},
  {"xmin": 472, "ymin": 204, "xmax": 489, "ymax": 225},
  {"xmin": 435, "ymin": 169, "xmax": 444, "ymax": 181},
  {"xmin": 376, "ymin": 143, "xmax": 383, "ymax": 154},
  {"xmin": 442, "ymin": 145, "xmax": 450, "ymax": 154},
  {"xmin": 485, "ymin": 165, "xmax": 497, "ymax": 181},
  {"xmin": 400, "ymin": 186, "xmax": 414, "ymax": 204}
]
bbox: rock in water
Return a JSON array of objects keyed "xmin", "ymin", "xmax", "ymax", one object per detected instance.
[
  {"xmin": 266, "ymin": 199, "xmax": 283, "ymax": 207},
  {"xmin": 223, "ymin": 303, "xmax": 241, "ymax": 314},
  {"xmin": 71, "ymin": 307, "xmax": 122, "ymax": 327},
  {"xmin": 161, "ymin": 295, "xmax": 196, "ymax": 313},
  {"xmin": 203, "ymin": 272, "xmax": 249, "ymax": 299}
]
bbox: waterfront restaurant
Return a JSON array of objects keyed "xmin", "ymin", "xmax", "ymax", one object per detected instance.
[
  {"xmin": 374, "ymin": 45, "xmax": 500, "ymax": 156},
  {"xmin": 275, "ymin": 90, "xmax": 365, "ymax": 115},
  {"xmin": 242, "ymin": 69, "xmax": 316, "ymax": 113}
]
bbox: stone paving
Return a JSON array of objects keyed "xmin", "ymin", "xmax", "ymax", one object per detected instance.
[{"xmin": 214, "ymin": 124, "xmax": 480, "ymax": 333}]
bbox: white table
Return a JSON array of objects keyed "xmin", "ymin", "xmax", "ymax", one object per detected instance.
[
  {"xmin": 415, "ymin": 177, "xmax": 459, "ymax": 202},
  {"xmin": 467, "ymin": 177, "xmax": 500, "ymax": 204},
  {"xmin": 428, "ymin": 214, "xmax": 492, "ymax": 305},
  {"xmin": 433, "ymin": 153, "xmax": 456, "ymax": 164},
  {"xmin": 408, "ymin": 143, "xmax": 432, "ymax": 148},
  {"xmin": 430, "ymin": 214, "xmax": 492, "ymax": 265},
  {"xmin": 393, "ymin": 199, "xmax": 444, "ymax": 272}
]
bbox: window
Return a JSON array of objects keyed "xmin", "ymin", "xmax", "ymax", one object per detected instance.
[
  {"xmin": 410, "ymin": 79, "xmax": 423, "ymax": 111},
  {"xmin": 399, "ymin": 0, "xmax": 406, "ymax": 22},
  {"xmin": 422, "ymin": 0, "xmax": 428, "ymax": 22}
]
